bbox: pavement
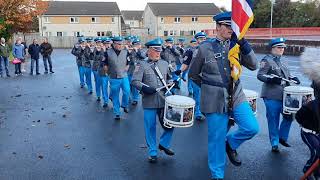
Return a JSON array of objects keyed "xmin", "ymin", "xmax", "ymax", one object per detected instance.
[{"xmin": 0, "ymin": 49, "xmax": 315, "ymax": 180}]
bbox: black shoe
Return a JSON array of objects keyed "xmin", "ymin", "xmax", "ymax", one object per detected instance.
[
  {"xmin": 50, "ymin": 71, "xmax": 54, "ymax": 73},
  {"xmin": 272, "ymin": 145, "xmax": 280, "ymax": 153},
  {"xmin": 159, "ymin": 144, "xmax": 175, "ymax": 156},
  {"xmin": 211, "ymin": 178, "xmax": 224, "ymax": 180},
  {"xmin": 279, "ymin": 139, "xmax": 291, "ymax": 147},
  {"xmin": 7, "ymin": 74, "xmax": 10, "ymax": 77},
  {"xmin": 44, "ymin": 71, "xmax": 48, "ymax": 74},
  {"xmin": 0, "ymin": 74, "xmax": 3, "ymax": 78},
  {"xmin": 30, "ymin": 73, "xmax": 33, "ymax": 75},
  {"xmin": 132, "ymin": 101, "xmax": 138, "ymax": 106},
  {"xmin": 88, "ymin": 91, "xmax": 93, "ymax": 95},
  {"xmin": 80, "ymin": 85, "xmax": 84, "ymax": 88},
  {"xmin": 188, "ymin": 92, "xmax": 193, "ymax": 96},
  {"xmin": 103, "ymin": 104, "xmax": 108, "ymax": 108},
  {"xmin": 109, "ymin": 97, "xmax": 113, "ymax": 102},
  {"xmin": 196, "ymin": 115, "xmax": 205, "ymax": 121},
  {"xmin": 122, "ymin": 107, "xmax": 129, "ymax": 113},
  {"xmin": 114, "ymin": 115, "xmax": 120, "ymax": 120},
  {"xmin": 148, "ymin": 156, "xmax": 157, "ymax": 163},
  {"xmin": 97, "ymin": 97, "xmax": 101, "ymax": 102},
  {"xmin": 36, "ymin": 73, "xmax": 40, "ymax": 75},
  {"xmin": 226, "ymin": 141, "xmax": 241, "ymax": 166}
]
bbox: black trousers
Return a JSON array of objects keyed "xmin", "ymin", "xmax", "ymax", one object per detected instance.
[
  {"xmin": 15, "ymin": 63, "xmax": 21, "ymax": 74},
  {"xmin": 301, "ymin": 129, "xmax": 320, "ymax": 177}
]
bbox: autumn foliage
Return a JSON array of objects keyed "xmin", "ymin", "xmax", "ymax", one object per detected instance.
[{"xmin": 0, "ymin": 0, "xmax": 48, "ymax": 36}]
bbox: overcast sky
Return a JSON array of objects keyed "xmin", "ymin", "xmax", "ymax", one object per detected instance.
[{"xmin": 54, "ymin": 0, "xmax": 232, "ymax": 10}]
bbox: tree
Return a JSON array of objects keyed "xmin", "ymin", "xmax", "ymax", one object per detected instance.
[{"xmin": 0, "ymin": 0, "xmax": 48, "ymax": 38}]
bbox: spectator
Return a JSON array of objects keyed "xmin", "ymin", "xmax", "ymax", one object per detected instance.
[
  {"xmin": 28, "ymin": 39, "xmax": 41, "ymax": 75},
  {"xmin": 40, "ymin": 38, "xmax": 54, "ymax": 74},
  {"xmin": 0, "ymin": 37, "xmax": 11, "ymax": 77},
  {"xmin": 12, "ymin": 39, "xmax": 25, "ymax": 76},
  {"xmin": 18, "ymin": 37, "xmax": 28, "ymax": 72}
]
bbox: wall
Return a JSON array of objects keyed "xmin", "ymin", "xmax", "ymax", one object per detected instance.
[
  {"xmin": 142, "ymin": 6, "xmax": 157, "ymax": 36},
  {"xmin": 39, "ymin": 16, "xmax": 122, "ymax": 37}
]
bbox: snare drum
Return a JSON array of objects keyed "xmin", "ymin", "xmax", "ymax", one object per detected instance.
[
  {"xmin": 243, "ymin": 89, "xmax": 259, "ymax": 114},
  {"xmin": 164, "ymin": 95, "xmax": 195, "ymax": 128},
  {"xmin": 283, "ymin": 86, "xmax": 314, "ymax": 114}
]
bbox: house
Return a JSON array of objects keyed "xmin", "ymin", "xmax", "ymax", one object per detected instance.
[
  {"xmin": 121, "ymin": 10, "xmax": 144, "ymax": 28},
  {"xmin": 142, "ymin": 3, "xmax": 221, "ymax": 36},
  {"xmin": 121, "ymin": 10, "xmax": 148, "ymax": 36},
  {"xmin": 38, "ymin": 1, "xmax": 122, "ymax": 37}
]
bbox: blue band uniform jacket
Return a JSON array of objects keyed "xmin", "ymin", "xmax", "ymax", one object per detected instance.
[
  {"xmin": 257, "ymin": 54, "xmax": 291, "ymax": 101},
  {"xmin": 131, "ymin": 59, "xmax": 171, "ymax": 109},
  {"xmin": 188, "ymin": 39, "xmax": 257, "ymax": 114}
]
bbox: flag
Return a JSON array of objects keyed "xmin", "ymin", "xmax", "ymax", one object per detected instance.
[{"xmin": 228, "ymin": 0, "xmax": 254, "ymax": 81}]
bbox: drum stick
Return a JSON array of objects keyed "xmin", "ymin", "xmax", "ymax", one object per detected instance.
[
  {"xmin": 263, "ymin": 74, "xmax": 298, "ymax": 84},
  {"xmin": 154, "ymin": 66, "xmax": 171, "ymax": 92}
]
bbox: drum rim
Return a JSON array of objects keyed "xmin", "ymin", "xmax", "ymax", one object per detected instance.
[
  {"xmin": 165, "ymin": 95, "xmax": 195, "ymax": 106},
  {"xmin": 284, "ymin": 86, "xmax": 314, "ymax": 93}
]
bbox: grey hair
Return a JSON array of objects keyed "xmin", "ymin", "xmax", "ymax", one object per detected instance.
[{"xmin": 300, "ymin": 48, "xmax": 320, "ymax": 85}]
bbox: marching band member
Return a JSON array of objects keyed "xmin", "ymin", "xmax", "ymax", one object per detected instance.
[
  {"xmin": 257, "ymin": 37, "xmax": 300, "ymax": 152},
  {"xmin": 92, "ymin": 37, "xmax": 104, "ymax": 102},
  {"xmin": 161, "ymin": 37, "xmax": 181, "ymax": 93},
  {"xmin": 131, "ymin": 38, "xmax": 176, "ymax": 163},
  {"xmin": 189, "ymin": 12, "xmax": 259, "ymax": 180},
  {"xmin": 71, "ymin": 37, "xmax": 86, "ymax": 89},
  {"xmin": 101, "ymin": 37, "xmax": 113, "ymax": 108},
  {"xmin": 127, "ymin": 38, "xmax": 146, "ymax": 105},
  {"xmin": 174, "ymin": 32, "xmax": 207, "ymax": 122},
  {"xmin": 103, "ymin": 36, "xmax": 131, "ymax": 120}
]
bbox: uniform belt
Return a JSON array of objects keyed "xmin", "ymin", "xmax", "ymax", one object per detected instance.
[
  {"xmin": 202, "ymin": 79, "xmax": 240, "ymax": 89},
  {"xmin": 302, "ymin": 127, "xmax": 319, "ymax": 135}
]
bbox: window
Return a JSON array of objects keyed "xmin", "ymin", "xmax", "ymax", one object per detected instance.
[
  {"xmin": 192, "ymin": 17, "xmax": 198, "ymax": 22},
  {"xmin": 169, "ymin": 30, "xmax": 177, "ymax": 36},
  {"xmin": 91, "ymin": 17, "xmax": 99, "ymax": 23},
  {"xmin": 174, "ymin": 17, "xmax": 181, "ymax": 23},
  {"xmin": 74, "ymin": 32, "xmax": 80, "ymax": 37},
  {"xmin": 44, "ymin": 17, "xmax": 50, "ymax": 23},
  {"xmin": 191, "ymin": 30, "xmax": 196, "ymax": 36},
  {"xmin": 70, "ymin": 17, "xmax": 79, "ymax": 23},
  {"xmin": 180, "ymin": 31, "xmax": 184, "ymax": 36},
  {"xmin": 45, "ymin": 32, "xmax": 52, "ymax": 36},
  {"xmin": 164, "ymin": 31, "xmax": 168, "ymax": 36},
  {"xmin": 57, "ymin": 32, "xmax": 63, "ymax": 36},
  {"xmin": 111, "ymin": 17, "xmax": 115, "ymax": 23},
  {"xmin": 129, "ymin": 21, "xmax": 134, "ymax": 26},
  {"xmin": 97, "ymin": 32, "xmax": 106, "ymax": 36},
  {"xmin": 106, "ymin": 31, "xmax": 112, "ymax": 36},
  {"xmin": 160, "ymin": 17, "xmax": 164, "ymax": 23}
]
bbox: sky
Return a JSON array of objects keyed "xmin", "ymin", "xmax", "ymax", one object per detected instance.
[{"xmin": 53, "ymin": 0, "xmax": 232, "ymax": 11}]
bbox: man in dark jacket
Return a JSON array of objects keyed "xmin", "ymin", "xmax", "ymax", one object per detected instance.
[
  {"xmin": 40, "ymin": 38, "xmax": 54, "ymax": 74},
  {"xmin": 28, "ymin": 39, "xmax": 41, "ymax": 75},
  {"xmin": 296, "ymin": 81, "xmax": 320, "ymax": 179},
  {"xmin": 0, "ymin": 37, "xmax": 11, "ymax": 77}
]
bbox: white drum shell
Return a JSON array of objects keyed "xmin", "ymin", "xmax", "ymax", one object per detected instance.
[
  {"xmin": 164, "ymin": 95, "xmax": 195, "ymax": 128},
  {"xmin": 243, "ymin": 89, "xmax": 259, "ymax": 115},
  {"xmin": 283, "ymin": 86, "xmax": 314, "ymax": 114}
]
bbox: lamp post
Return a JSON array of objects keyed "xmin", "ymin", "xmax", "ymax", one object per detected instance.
[{"xmin": 270, "ymin": 0, "xmax": 275, "ymax": 38}]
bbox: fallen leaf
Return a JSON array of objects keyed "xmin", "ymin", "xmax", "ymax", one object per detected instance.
[
  {"xmin": 38, "ymin": 155, "xmax": 43, "ymax": 159},
  {"xmin": 41, "ymin": 108, "xmax": 44, "ymax": 110},
  {"xmin": 64, "ymin": 144, "xmax": 71, "ymax": 149},
  {"xmin": 12, "ymin": 152, "xmax": 17, "ymax": 155},
  {"xmin": 15, "ymin": 94, "xmax": 22, "ymax": 97},
  {"xmin": 62, "ymin": 114, "xmax": 67, "ymax": 118},
  {"xmin": 37, "ymin": 120, "xmax": 40, "ymax": 123}
]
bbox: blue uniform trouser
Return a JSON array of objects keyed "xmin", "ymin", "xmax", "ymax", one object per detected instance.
[
  {"xmin": 78, "ymin": 65, "xmax": 85, "ymax": 86},
  {"xmin": 263, "ymin": 99, "xmax": 293, "ymax": 146},
  {"xmin": 109, "ymin": 77, "xmax": 130, "ymax": 116},
  {"xmin": 144, "ymin": 108, "xmax": 174, "ymax": 156},
  {"xmin": 93, "ymin": 71, "xmax": 102, "ymax": 98},
  {"xmin": 206, "ymin": 102, "xmax": 259, "ymax": 179},
  {"xmin": 101, "ymin": 76, "xmax": 109, "ymax": 105},
  {"xmin": 83, "ymin": 67, "xmax": 92, "ymax": 92},
  {"xmin": 190, "ymin": 80, "xmax": 202, "ymax": 118},
  {"xmin": 128, "ymin": 74, "xmax": 140, "ymax": 102}
]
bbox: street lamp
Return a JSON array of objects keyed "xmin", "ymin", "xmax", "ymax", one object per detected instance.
[{"xmin": 270, "ymin": 0, "xmax": 275, "ymax": 38}]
